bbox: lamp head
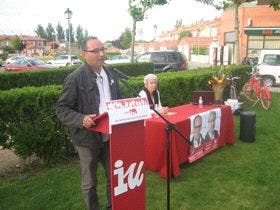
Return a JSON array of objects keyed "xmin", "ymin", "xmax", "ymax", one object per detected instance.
[{"xmin": 64, "ymin": 8, "xmax": 73, "ymax": 19}]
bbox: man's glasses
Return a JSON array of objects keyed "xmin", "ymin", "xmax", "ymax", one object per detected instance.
[{"xmin": 84, "ymin": 47, "xmax": 106, "ymax": 54}]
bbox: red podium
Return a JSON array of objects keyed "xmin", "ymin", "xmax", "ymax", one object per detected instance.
[{"xmin": 89, "ymin": 98, "xmax": 151, "ymax": 210}]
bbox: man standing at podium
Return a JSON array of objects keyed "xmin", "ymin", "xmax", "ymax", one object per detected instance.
[{"xmin": 56, "ymin": 37, "xmax": 122, "ymax": 210}]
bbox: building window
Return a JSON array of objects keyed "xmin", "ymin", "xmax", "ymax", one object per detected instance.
[{"xmin": 224, "ymin": 31, "xmax": 235, "ymax": 43}]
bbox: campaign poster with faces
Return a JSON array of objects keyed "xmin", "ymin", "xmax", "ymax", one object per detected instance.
[{"xmin": 188, "ymin": 108, "xmax": 221, "ymax": 163}]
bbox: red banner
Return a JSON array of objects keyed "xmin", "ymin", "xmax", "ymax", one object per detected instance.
[{"xmin": 110, "ymin": 120, "xmax": 146, "ymax": 210}]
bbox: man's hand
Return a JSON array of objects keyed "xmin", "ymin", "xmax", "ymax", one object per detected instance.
[
  {"xmin": 160, "ymin": 107, "xmax": 169, "ymax": 114},
  {"xmin": 83, "ymin": 114, "xmax": 97, "ymax": 128}
]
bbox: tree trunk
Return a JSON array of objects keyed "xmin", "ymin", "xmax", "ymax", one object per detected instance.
[
  {"xmin": 131, "ymin": 19, "xmax": 136, "ymax": 63},
  {"xmin": 234, "ymin": 0, "xmax": 240, "ymax": 64}
]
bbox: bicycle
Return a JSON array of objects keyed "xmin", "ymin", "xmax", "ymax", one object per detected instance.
[
  {"xmin": 241, "ymin": 71, "xmax": 271, "ymax": 110},
  {"xmin": 225, "ymin": 76, "xmax": 243, "ymax": 113},
  {"xmin": 227, "ymin": 76, "xmax": 240, "ymax": 99}
]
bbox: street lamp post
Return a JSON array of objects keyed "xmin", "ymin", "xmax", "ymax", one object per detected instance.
[
  {"xmin": 64, "ymin": 8, "xmax": 73, "ymax": 56},
  {"xmin": 153, "ymin": 24, "xmax": 158, "ymax": 41},
  {"xmin": 196, "ymin": 28, "xmax": 201, "ymax": 57},
  {"xmin": 137, "ymin": 28, "xmax": 143, "ymax": 40},
  {"xmin": 52, "ymin": 32, "xmax": 55, "ymax": 55}
]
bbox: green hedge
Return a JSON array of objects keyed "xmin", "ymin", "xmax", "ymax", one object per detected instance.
[
  {"xmin": 0, "ymin": 65, "xmax": 250, "ymax": 163},
  {"xmin": 0, "ymin": 66, "xmax": 76, "ymax": 91},
  {"xmin": 0, "ymin": 86, "xmax": 71, "ymax": 164},
  {"xmin": 110, "ymin": 62, "xmax": 154, "ymax": 77},
  {"xmin": 0, "ymin": 53, "xmax": 8, "ymax": 61},
  {"xmin": 123, "ymin": 65, "xmax": 250, "ymax": 106},
  {"xmin": 0, "ymin": 62, "xmax": 154, "ymax": 91},
  {"xmin": 106, "ymin": 52, "xmax": 120, "ymax": 59}
]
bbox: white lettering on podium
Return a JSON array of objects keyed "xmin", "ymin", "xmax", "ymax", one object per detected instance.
[{"xmin": 113, "ymin": 160, "xmax": 144, "ymax": 196}]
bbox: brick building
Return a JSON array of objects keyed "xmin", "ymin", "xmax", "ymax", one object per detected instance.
[
  {"xmin": 141, "ymin": 0, "xmax": 279, "ymax": 64},
  {"xmin": 220, "ymin": 1, "xmax": 280, "ymax": 64},
  {"xmin": 0, "ymin": 35, "xmax": 45, "ymax": 57}
]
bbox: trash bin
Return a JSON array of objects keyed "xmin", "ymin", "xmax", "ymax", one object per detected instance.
[{"xmin": 240, "ymin": 111, "xmax": 256, "ymax": 142}]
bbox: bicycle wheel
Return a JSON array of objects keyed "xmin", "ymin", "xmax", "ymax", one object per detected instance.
[
  {"xmin": 242, "ymin": 84, "xmax": 258, "ymax": 102},
  {"xmin": 260, "ymin": 88, "xmax": 271, "ymax": 110}
]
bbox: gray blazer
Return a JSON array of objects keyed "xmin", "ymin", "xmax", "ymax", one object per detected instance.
[{"xmin": 56, "ymin": 63, "xmax": 122, "ymax": 147}]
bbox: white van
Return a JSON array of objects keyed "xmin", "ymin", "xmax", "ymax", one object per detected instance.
[
  {"xmin": 47, "ymin": 55, "xmax": 82, "ymax": 67},
  {"xmin": 254, "ymin": 50, "xmax": 280, "ymax": 87}
]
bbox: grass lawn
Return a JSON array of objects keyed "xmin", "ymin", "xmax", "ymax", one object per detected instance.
[{"xmin": 1, "ymin": 93, "xmax": 279, "ymax": 210}]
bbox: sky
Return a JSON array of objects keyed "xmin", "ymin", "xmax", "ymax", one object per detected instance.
[{"xmin": 0, "ymin": 0, "xmax": 222, "ymax": 42}]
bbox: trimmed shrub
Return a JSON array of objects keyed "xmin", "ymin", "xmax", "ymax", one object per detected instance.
[
  {"xmin": 123, "ymin": 65, "xmax": 250, "ymax": 106},
  {"xmin": 0, "ymin": 86, "xmax": 71, "ymax": 164},
  {"xmin": 0, "ymin": 63, "xmax": 154, "ymax": 90},
  {"xmin": 106, "ymin": 52, "xmax": 120, "ymax": 59},
  {"xmin": 0, "ymin": 67, "xmax": 76, "ymax": 91},
  {"xmin": 0, "ymin": 65, "xmax": 250, "ymax": 163}
]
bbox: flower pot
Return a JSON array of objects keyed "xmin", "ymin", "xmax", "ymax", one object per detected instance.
[{"xmin": 213, "ymin": 85, "xmax": 224, "ymax": 105}]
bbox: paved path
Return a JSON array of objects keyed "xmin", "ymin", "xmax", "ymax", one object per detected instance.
[
  {"xmin": 0, "ymin": 149, "xmax": 23, "ymax": 177},
  {"xmin": 269, "ymin": 86, "xmax": 280, "ymax": 92}
]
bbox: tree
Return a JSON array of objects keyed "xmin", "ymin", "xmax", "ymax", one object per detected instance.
[
  {"xmin": 104, "ymin": 41, "xmax": 113, "ymax": 49},
  {"xmin": 84, "ymin": 29, "xmax": 89, "ymax": 39},
  {"xmin": 46, "ymin": 23, "xmax": 55, "ymax": 42},
  {"xmin": 34, "ymin": 24, "xmax": 47, "ymax": 39},
  {"xmin": 56, "ymin": 22, "xmax": 65, "ymax": 42},
  {"xmin": 11, "ymin": 35, "xmax": 25, "ymax": 53},
  {"xmin": 175, "ymin": 19, "xmax": 183, "ymax": 29},
  {"xmin": 179, "ymin": 30, "xmax": 192, "ymax": 39},
  {"xmin": 11, "ymin": 35, "xmax": 22, "ymax": 51},
  {"xmin": 270, "ymin": 0, "xmax": 280, "ymax": 10},
  {"xmin": 112, "ymin": 39, "xmax": 121, "ymax": 49},
  {"xmin": 128, "ymin": 0, "xmax": 170, "ymax": 62},
  {"xmin": 75, "ymin": 25, "xmax": 84, "ymax": 48},
  {"xmin": 119, "ymin": 28, "xmax": 132, "ymax": 49}
]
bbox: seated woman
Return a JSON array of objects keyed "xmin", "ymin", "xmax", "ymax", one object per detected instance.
[{"xmin": 139, "ymin": 74, "xmax": 169, "ymax": 114}]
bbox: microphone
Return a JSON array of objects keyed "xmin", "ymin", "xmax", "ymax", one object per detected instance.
[
  {"xmin": 113, "ymin": 68, "xmax": 130, "ymax": 80},
  {"xmin": 114, "ymin": 70, "xmax": 139, "ymax": 98}
]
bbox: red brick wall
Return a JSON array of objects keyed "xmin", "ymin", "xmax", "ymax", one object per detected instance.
[{"xmin": 220, "ymin": 5, "xmax": 280, "ymax": 60}]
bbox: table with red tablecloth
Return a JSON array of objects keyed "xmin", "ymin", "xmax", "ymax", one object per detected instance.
[{"xmin": 145, "ymin": 104, "xmax": 235, "ymax": 179}]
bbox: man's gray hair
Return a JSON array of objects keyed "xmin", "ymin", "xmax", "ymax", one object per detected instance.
[
  {"xmin": 144, "ymin": 74, "xmax": 157, "ymax": 86},
  {"xmin": 80, "ymin": 36, "xmax": 98, "ymax": 51}
]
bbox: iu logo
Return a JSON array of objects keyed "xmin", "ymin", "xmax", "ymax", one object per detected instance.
[{"xmin": 113, "ymin": 160, "xmax": 144, "ymax": 196}]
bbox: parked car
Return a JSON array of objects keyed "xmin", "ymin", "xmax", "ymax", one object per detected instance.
[
  {"xmin": 47, "ymin": 55, "xmax": 82, "ymax": 67},
  {"xmin": 105, "ymin": 54, "xmax": 131, "ymax": 64},
  {"xmin": 253, "ymin": 49, "xmax": 280, "ymax": 87},
  {"xmin": 5, "ymin": 58, "xmax": 55, "ymax": 72},
  {"xmin": 135, "ymin": 51, "xmax": 187, "ymax": 72},
  {"xmin": 6, "ymin": 55, "xmax": 28, "ymax": 65}
]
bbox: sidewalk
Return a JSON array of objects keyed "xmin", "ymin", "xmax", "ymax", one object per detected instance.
[
  {"xmin": 269, "ymin": 86, "xmax": 280, "ymax": 92},
  {"xmin": 188, "ymin": 61, "xmax": 211, "ymax": 70}
]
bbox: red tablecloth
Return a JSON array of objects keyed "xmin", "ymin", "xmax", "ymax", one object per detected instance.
[{"xmin": 145, "ymin": 104, "xmax": 235, "ymax": 179}]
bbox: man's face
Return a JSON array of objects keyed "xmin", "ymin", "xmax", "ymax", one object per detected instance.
[
  {"xmin": 193, "ymin": 116, "xmax": 202, "ymax": 140},
  {"xmin": 82, "ymin": 39, "xmax": 106, "ymax": 71}
]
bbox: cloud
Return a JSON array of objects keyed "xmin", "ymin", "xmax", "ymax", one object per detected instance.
[{"xmin": 0, "ymin": 0, "xmax": 221, "ymax": 41}]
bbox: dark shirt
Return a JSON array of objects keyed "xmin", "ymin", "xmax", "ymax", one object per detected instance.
[
  {"xmin": 205, "ymin": 130, "xmax": 219, "ymax": 141},
  {"xmin": 190, "ymin": 134, "xmax": 205, "ymax": 147}
]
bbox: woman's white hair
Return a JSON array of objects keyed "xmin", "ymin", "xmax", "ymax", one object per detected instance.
[{"xmin": 144, "ymin": 74, "xmax": 157, "ymax": 86}]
